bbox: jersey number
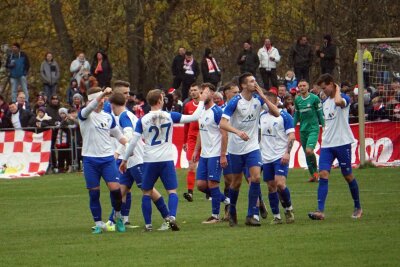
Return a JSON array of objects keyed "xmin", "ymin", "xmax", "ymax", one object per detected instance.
[{"xmin": 149, "ymin": 123, "xmax": 171, "ymax": 146}]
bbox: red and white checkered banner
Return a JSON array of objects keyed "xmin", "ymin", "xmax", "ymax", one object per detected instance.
[
  {"xmin": 171, "ymin": 122, "xmax": 400, "ymax": 168},
  {"xmin": 0, "ymin": 129, "xmax": 52, "ymax": 179}
]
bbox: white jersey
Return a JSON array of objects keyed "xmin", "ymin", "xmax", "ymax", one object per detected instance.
[
  {"xmin": 103, "ymin": 102, "xmax": 121, "ymax": 160},
  {"xmin": 321, "ymin": 93, "xmax": 355, "ymax": 148},
  {"xmin": 259, "ymin": 110, "xmax": 294, "ymax": 163},
  {"xmin": 78, "ymin": 103, "xmax": 120, "ymax": 157},
  {"xmin": 117, "ymin": 110, "xmax": 144, "ymax": 168},
  {"xmin": 132, "ymin": 100, "xmax": 205, "ymax": 162},
  {"xmin": 199, "ymin": 104, "xmax": 223, "ymax": 158},
  {"xmin": 222, "ymin": 93, "xmax": 268, "ymax": 155}
]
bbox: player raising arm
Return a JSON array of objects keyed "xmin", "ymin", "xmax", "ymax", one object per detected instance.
[
  {"xmin": 219, "ymin": 72, "xmax": 279, "ymax": 227},
  {"xmin": 308, "ymin": 74, "xmax": 362, "ymax": 220},
  {"xmin": 78, "ymin": 87, "xmax": 128, "ymax": 234}
]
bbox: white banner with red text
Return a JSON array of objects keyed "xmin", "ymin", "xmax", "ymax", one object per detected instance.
[{"xmin": 172, "ymin": 121, "xmax": 400, "ymax": 168}]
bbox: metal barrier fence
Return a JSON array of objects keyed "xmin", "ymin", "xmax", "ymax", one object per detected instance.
[{"xmin": 0, "ymin": 126, "xmax": 82, "ymax": 173}]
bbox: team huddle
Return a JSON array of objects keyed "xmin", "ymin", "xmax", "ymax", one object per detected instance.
[{"xmin": 78, "ymin": 73, "xmax": 362, "ymax": 234}]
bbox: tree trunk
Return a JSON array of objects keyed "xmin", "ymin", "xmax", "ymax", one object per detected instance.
[
  {"xmin": 124, "ymin": 0, "xmax": 140, "ymax": 91},
  {"xmin": 144, "ymin": 0, "xmax": 180, "ymax": 90},
  {"xmin": 49, "ymin": 0, "xmax": 75, "ymax": 61}
]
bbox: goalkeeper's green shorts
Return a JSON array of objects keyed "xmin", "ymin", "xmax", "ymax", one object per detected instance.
[{"xmin": 300, "ymin": 130, "xmax": 319, "ymax": 150}]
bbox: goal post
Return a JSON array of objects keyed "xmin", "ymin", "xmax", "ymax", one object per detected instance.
[{"xmin": 356, "ymin": 37, "xmax": 400, "ymax": 166}]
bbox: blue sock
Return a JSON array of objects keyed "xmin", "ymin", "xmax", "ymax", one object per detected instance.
[
  {"xmin": 141, "ymin": 195, "xmax": 152, "ymax": 225},
  {"xmin": 89, "ymin": 190, "xmax": 102, "ymax": 222},
  {"xmin": 154, "ymin": 196, "xmax": 169, "ymax": 219},
  {"xmin": 268, "ymin": 192, "xmax": 280, "ymax": 215},
  {"xmin": 210, "ymin": 187, "xmax": 222, "ymax": 215},
  {"xmin": 280, "ymin": 187, "xmax": 292, "ymax": 208},
  {"xmin": 228, "ymin": 188, "xmax": 239, "ymax": 214},
  {"xmin": 248, "ymin": 183, "xmax": 261, "ymax": 217},
  {"xmin": 108, "ymin": 208, "xmax": 115, "ymax": 223},
  {"xmin": 317, "ymin": 178, "xmax": 329, "ymax": 211},
  {"xmin": 168, "ymin": 193, "xmax": 178, "ymax": 217},
  {"xmin": 348, "ymin": 179, "xmax": 361, "ymax": 209},
  {"xmin": 122, "ymin": 192, "xmax": 132, "ymax": 216}
]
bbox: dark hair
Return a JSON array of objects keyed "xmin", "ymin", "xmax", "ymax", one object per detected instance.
[
  {"xmin": 244, "ymin": 39, "xmax": 252, "ymax": 45},
  {"xmin": 298, "ymin": 79, "xmax": 309, "ymax": 84},
  {"xmin": 201, "ymin": 82, "xmax": 216, "ymax": 91},
  {"xmin": 185, "ymin": 51, "xmax": 192, "ymax": 56},
  {"xmin": 222, "ymin": 82, "xmax": 238, "ymax": 93},
  {"xmin": 135, "ymin": 93, "xmax": 146, "ymax": 102},
  {"xmin": 68, "ymin": 107, "xmax": 77, "ymax": 113},
  {"xmin": 109, "ymin": 93, "xmax": 126, "ymax": 106},
  {"xmin": 204, "ymin": 48, "xmax": 212, "ymax": 57},
  {"xmin": 12, "ymin": 42, "xmax": 20, "ymax": 49},
  {"xmin": 190, "ymin": 82, "xmax": 201, "ymax": 88},
  {"xmin": 323, "ymin": 34, "xmax": 332, "ymax": 45},
  {"xmin": 297, "ymin": 35, "xmax": 307, "ymax": 43},
  {"xmin": 316, "ymin": 73, "xmax": 335, "ymax": 86},
  {"xmin": 238, "ymin": 72, "xmax": 253, "ymax": 88}
]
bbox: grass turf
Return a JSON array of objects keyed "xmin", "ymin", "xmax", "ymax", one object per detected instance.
[{"xmin": 0, "ymin": 168, "xmax": 399, "ymax": 266}]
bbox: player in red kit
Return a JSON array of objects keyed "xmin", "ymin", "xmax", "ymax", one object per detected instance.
[{"xmin": 183, "ymin": 83, "xmax": 202, "ymax": 202}]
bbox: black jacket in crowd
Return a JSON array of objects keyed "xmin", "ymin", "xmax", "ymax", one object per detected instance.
[
  {"xmin": 3, "ymin": 108, "xmax": 35, "ymax": 129},
  {"xmin": 289, "ymin": 43, "xmax": 314, "ymax": 68},
  {"xmin": 171, "ymin": 54, "xmax": 185, "ymax": 77},
  {"xmin": 316, "ymin": 43, "xmax": 337, "ymax": 70},
  {"xmin": 236, "ymin": 49, "xmax": 259, "ymax": 76}
]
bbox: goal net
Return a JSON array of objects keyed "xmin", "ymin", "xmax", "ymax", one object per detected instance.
[{"xmin": 356, "ymin": 38, "xmax": 400, "ymax": 167}]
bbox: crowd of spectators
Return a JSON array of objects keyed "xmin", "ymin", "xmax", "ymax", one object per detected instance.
[{"xmin": 0, "ymin": 36, "xmax": 399, "ymax": 173}]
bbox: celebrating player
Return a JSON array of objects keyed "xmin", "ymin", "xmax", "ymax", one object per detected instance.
[
  {"xmin": 78, "ymin": 87, "xmax": 128, "ymax": 234},
  {"xmin": 109, "ymin": 93, "xmax": 172, "ymax": 230},
  {"xmin": 259, "ymin": 92, "xmax": 295, "ymax": 224},
  {"xmin": 120, "ymin": 88, "xmax": 209, "ymax": 231},
  {"xmin": 308, "ymin": 74, "xmax": 362, "ymax": 220},
  {"xmin": 192, "ymin": 83, "xmax": 230, "ymax": 223},
  {"xmin": 293, "ymin": 80, "xmax": 325, "ymax": 182},
  {"xmin": 220, "ymin": 72, "xmax": 279, "ymax": 227}
]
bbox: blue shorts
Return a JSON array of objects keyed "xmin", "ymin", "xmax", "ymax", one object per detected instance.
[
  {"xmin": 115, "ymin": 159, "xmax": 122, "ymax": 168},
  {"xmin": 197, "ymin": 156, "xmax": 222, "ymax": 182},
  {"xmin": 229, "ymin": 149, "xmax": 262, "ymax": 174},
  {"xmin": 119, "ymin": 164, "xmax": 143, "ymax": 189},
  {"xmin": 262, "ymin": 158, "xmax": 289, "ymax": 181},
  {"xmin": 319, "ymin": 144, "xmax": 352, "ymax": 176},
  {"xmin": 141, "ymin": 161, "xmax": 177, "ymax": 191},
  {"xmin": 222, "ymin": 154, "xmax": 233, "ymax": 175},
  {"xmin": 83, "ymin": 156, "xmax": 119, "ymax": 189}
]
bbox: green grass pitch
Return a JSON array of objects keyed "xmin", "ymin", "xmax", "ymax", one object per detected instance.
[{"xmin": 0, "ymin": 168, "xmax": 399, "ymax": 266}]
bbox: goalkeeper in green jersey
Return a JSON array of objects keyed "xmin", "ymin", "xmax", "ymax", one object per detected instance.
[{"xmin": 294, "ymin": 80, "xmax": 325, "ymax": 182}]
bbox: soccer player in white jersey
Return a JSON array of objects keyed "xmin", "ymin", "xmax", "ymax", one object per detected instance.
[
  {"xmin": 220, "ymin": 72, "xmax": 280, "ymax": 227},
  {"xmin": 109, "ymin": 93, "xmax": 172, "ymax": 230},
  {"xmin": 120, "ymin": 88, "xmax": 209, "ymax": 231},
  {"xmin": 192, "ymin": 83, "xmax": 230, "ymax": 223},
  {"xmin": 78, "ymin": 87, "xmax": 128, "ymax": 234},
  {"xmin": 308, "ymin": 74, "xmax": 362, "ymax": 220},
  {"xmin": 259, "ymin": 92, "xmax": 295, "ymax": 224},
  {"xmin": 104, "ymin": 81, "xmax": 135, "ymax": 229}
]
